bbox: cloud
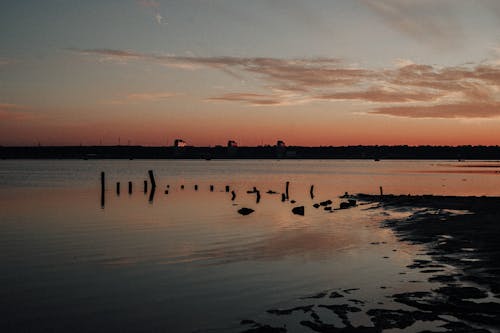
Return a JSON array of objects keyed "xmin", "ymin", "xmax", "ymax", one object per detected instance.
[
  {"xmin": 0, "ymin": 104, "xmax": 37, "ymax": 121},
  {"xmin": 360, "ymin": 0, "xmax": 462, "ymax": 49},
  {"xmin": 316, "ymin": 88, "xmax": 439, "ymax": 103},
  {"xmin": 371, "ymin": 103, "xmax": 500, "ymax": 119},
  {"xmin": 71, "ymin": 48, "xmax": 500, "ymax": 118},
  {"xmin": 126, "ymin": 92, "xmax": 176, "ymax": 101},
  {"xmin": 0, "ymin": 57, "xmax": 18, "ymax": 66}
]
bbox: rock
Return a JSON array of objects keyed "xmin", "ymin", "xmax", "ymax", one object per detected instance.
[
  {"xmin": 238, "ymin": 208, "xmax": 255, "ymax": 216},
  {"xmin": 348, "ymin": 199, "xmax": 357, "ymax": 206},
  {"xmin": 324, "ymin": 206, "xmax": 332, "ymax": 211},
  {"xmin": 320, "ymin": 200, "xmax": 333, "ymax": 206},
  {"xmin": 267, "ymin": 305, "xmax": 314, "ymax": 315},
  {"xmin": 329, "ymin": 291, "xmax": 344, "ymax": 298},
  {"xmin": 292, "ymin": 206, "xmax": 305, "ymax": 216},
  {"xmin": 313, "ymin": 203, "xmax": 320, "ymax": 208},
  {"xmin": 301, "ymin": 291, "xmax": 328, "ymax": 299},
  {"xmin": 291, "ymin": 200, "xmax": 296, "ymax": 204},
  {"xmin": 266, "ymin": 190, "xmax": 278, "ymax": 194},
  {"xmin": 340, "ymin": 202, "xmax": 350, "ymax": 209}
]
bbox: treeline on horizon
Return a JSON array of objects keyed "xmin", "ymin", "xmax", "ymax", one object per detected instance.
[{"xmin": 2, "ymin": 145, "xmax": 500, "ymax": 160}]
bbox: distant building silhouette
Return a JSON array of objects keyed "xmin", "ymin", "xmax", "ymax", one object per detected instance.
[
  {"xmin": 174, "ymin": 139, "xmax": 187, "ymax": 147},
  {"xmin": 276, "ymin": 140, "xmax": 286, "ymax": 158}
]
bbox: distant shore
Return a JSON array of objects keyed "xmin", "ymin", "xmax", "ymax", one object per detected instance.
[{"xmin": 2, "ymin": 145, "xmax": 500, "ymax": 160}]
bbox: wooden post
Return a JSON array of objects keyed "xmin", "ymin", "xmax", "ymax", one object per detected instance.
[
  {"xmin": 116, "ymin": 182, "xmax": 120, "ymax": 195},
  {"xmin": 231, "ymin": 190, "xmax": 236, "ymax": 201},
  {"xmin": 101, "ymin": 172, "xmax": 105, "ymax": 192},
  {"xmin": 148, "ymin": 170, "xmax": 156, "ymax": 189},
  {"xmin": 310, "ymin": 185, "xmax": 314, "ymax": 199},
  {"xmin": 225, "ymin": 185, "xmax": 230, "ymax": 192},
  {"xmin": 281, "ymin": 193, "xmax": 286, "ymax": 202},
  {"xmin": 148, "ymin": 187, "xmax": 155, "ymax": 203},
  {"xmin": 210, "ymin": 185, "xmax": 214, "ymax": 192},
  {"xmin": 128, "ymin": 181, "xmax": 132, "ymax": 194},
  {"xmin": 100, "ymin": 172, "xmax": 105, "ymax": 208},
  {"xmin": 181, "ymin": 185, "xmax": 184, "ymax": 189},
  {"xmin": 194, "ymin": 185, "xmax": 198, "ymax": 191},
  {"xmin": 256, "ymin": 190, "xmax": 261, "ymax": 203},
  {"xmin": 285, "ymin": 181, "xmax": 290, "ymax": 200},
  {"xmin": 379, "ymin": 186, "xmax": 384, "ymax": 196},
  {"xmin": 144, "ymin": 180, "xmax": 148, "ymax": 193}
]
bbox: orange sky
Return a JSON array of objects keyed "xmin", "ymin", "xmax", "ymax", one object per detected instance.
[{"xmin": 2, "ymin": 1, "xmax": 500, "ymax": 146}]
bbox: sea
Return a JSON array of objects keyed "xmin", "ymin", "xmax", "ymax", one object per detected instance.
[{"xmin": 1, "ymin": 159, "xmax": 500, "ymax": 332}]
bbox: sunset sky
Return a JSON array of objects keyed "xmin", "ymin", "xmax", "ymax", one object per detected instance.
[{"xmin": 2, "ymin": 0, "xmax": 500, "ymax": 146}]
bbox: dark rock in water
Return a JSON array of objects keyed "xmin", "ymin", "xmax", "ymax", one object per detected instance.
[
  {"xmin": 320, "ymin": 200, "xmax": 333, "ymax": 206},
  {"xmin": 313, "ymin": 203, "xmax": 320, "ymax": 208},
  {"xmin": 301, "ymin": 291, "xmax": 328, "ymax": 299},
  {"xmin": 318, "ymin": 304, "xmax": 361, "ymax": 327},
  {"xmin": 340, "ymin": 202, "xmax": 351, "ymax": 209},
  {"xmin": 267, "ymin": 305, "xmax": 313, "ymax": 315},
  {"xmin": 428, "ymin": 275, "xmax": 458, "ymax": 283},
  {"xmin": 435, "ymin": 286, "xmax": 488, "ymax": 299},
  {"xmin": 281, "ymin": 193, "xmax": 286, "ymax": 202},
  {"xmin": 329, "ymin": 291, "xmax": 344, "ymax": 298},
  {"xmin": 290, "ymin": 200, "xmax": 296, "ymax": 204},
  {"xmin": 348, "ymin": 199, "xmax": 357, "ymax": 206},
  {"xmin": 240, "ymin": 321, "xmax": 287, "ymax": 333},
  {"xmin": 238, "ymin": 208, "xmax": 255, "ymax": 216},
  {"xmin": 301, "ymin": 320, "xmax": 378, "ymax": 333},
  {"xmin": 367, "ymin": 308, "xmax": 437, "ymax": 330},
  {"xmin": 324, "ymin": 206, "xmax": 332, "ymax": 211},
  {"xmin": 292, "ymin": 206, "xmax": 305, "ymax": 216},
  {"xmin": 343, "ymin": 288, "xmax": 360, "ymax": 294},
  {"xmin": 266, "ymin": 190, "xmax": 278, "ymax": 194}
]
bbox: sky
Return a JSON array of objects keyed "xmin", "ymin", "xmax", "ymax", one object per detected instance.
[{"xmin": 2, "ymin": 0, "xmax": 500, "ymax": 146}]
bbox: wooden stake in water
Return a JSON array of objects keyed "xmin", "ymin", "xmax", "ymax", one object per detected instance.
[
  {"xmin": 116, "ymin": 182, "xmax": 120, "ymax": 195},
  {"xmin": 310, "ymin": 185, "xmax": 314, "ymax": 199},
  {"xmin": 148, "ymin": 170, "xmax": 156, "ymax": 189},
  {"xmin": 379, "ymin": 186, "xmax": 384, "ymax": 196},
  {"xmin": 128, "ymin": 181, "xmax": 132, "ymax": 194},
  {"xmin": 225, "ymin": 185, "xmax": 230, "ymax": 192},
  {"xmin": 285, "ymin": 181, "xmax": 290, "ymax": 200},
  {"xmin": 144, "ymin": 180, "xmax": 148, "ymax": 193},
  {"xmin": 231, "ymin": 190, "xmax": 236, "ymax": 201},
  {"xmin": 194, "ymin": 185, "xmax": 198, "ymax": 191},
  {"xmin": 210, "ymin": 185, "xmax": 214, "ymax": 192},
  {"xmin": 100, "ymin": 172, "xmax": 105, "ymax": 208}
]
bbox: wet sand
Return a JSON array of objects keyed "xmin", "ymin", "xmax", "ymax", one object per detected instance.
[
  {"xmin": 239, "ymin": 194, "xmax": 500, "ymax": 333},
  {"xmin": 356, "ymin": 194, "xmax": 500, "ymax": 332}
]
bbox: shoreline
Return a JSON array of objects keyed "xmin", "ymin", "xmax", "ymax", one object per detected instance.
[
  {"xmin": 356, "ymin": 193, "xmax": 500, "ymax": 331},
  {"xmin": 240, "ymin": 194, "xmax": 500, "ymax": 332}
]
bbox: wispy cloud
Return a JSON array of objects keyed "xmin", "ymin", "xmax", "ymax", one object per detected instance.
[
  {"xmin": 72, "ymin": 48, "xmax": 500, "ymax": 118},
  {"xmin": 106, "ymin": 92, "xmax": 178, "ymax": 105},
  {"xmin": 0, "ymin": 57, "xmax": 18, "ymax": 66},
  {"xmin": 360, "ymin": 0, "xmax": 462, "ymax": 49},
  {"xmin": 0, "ymin": 104, "xmax": 37, "ymax": 121},
  {"xmin": 371, "ymin": 103, "xmax": 500, "ymax": 119},
  {"xmin": 126, "ymin": 92, "xmax": 177, "ymax": 101},
  {"xmin": 136, "ymin": 0, "xmax": 166, "ymax": 25}
]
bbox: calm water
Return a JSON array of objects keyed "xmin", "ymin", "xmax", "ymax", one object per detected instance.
[{"xmin": 1, "ymin": 160, "xmax": 500, "ymax": 332}]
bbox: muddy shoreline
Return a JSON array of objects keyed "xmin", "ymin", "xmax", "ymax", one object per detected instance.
[{"xmin": 238, "ymin": 194, "xmax": 500, "ymax": 333}]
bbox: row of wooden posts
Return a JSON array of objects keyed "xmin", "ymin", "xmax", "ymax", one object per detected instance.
[{"xmin": 100, "ymin": 170, "xmax": 385, "ymax": 208}]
